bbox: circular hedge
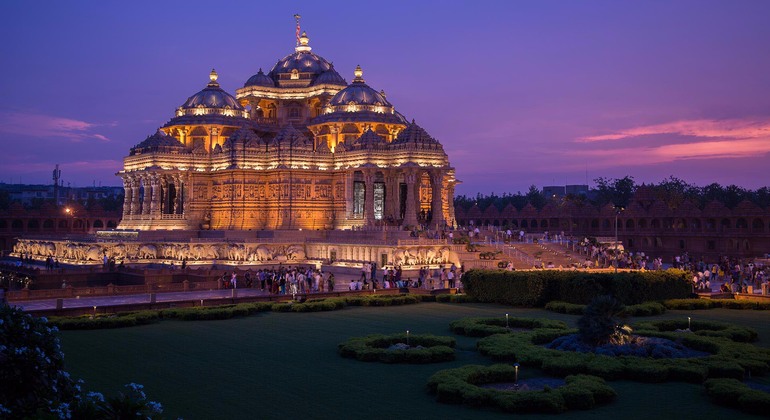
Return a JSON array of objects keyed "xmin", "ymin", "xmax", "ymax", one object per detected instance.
[
  {"xmin": 449, "ymin": 316, "xmax": 568, "ymax": 337},
  {"xmin": 338, "ymin": 333, "xmax": 455, "ymax": 364},
  {"xmin": 474, "ymin": 320, "xmax": 770, "ymax": 383},
  {"xmin": 427, "ymin": 364, "xmax": 615, "ymax": 413},
  {"xmin": 633, "ymin": 319, "xmax": 758, "ymax": 343}
]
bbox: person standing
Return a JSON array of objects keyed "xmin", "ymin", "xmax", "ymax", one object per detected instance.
[{"xmin": 231, "ymin": 272, "xmax": 237, "ymax": 289}]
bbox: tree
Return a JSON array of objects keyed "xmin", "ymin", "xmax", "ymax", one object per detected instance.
[
  {"xmin": 577, "ymin": 295, "xmax": 631, "ymax": 346},
  {"xmin": 525, "ymin": 185, "xmax": 546, "ymax": 210}
]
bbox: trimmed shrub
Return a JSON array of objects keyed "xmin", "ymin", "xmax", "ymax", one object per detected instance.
[
  {"xmin": 474, "ymin": 317, "xmax": 770, "ymax": 383},
  {"xmin": 633, "ymin": 319, "xmax": 758, "ymax": 343},
  {"xmin": 664, "ymin": 299, "xmax": 770, "ymax": 311},
  {"xmin": 435, "ymin": 294, "xmax": 477, "ymax": 303},
  {"xmin": 338, "ymin": 333, "xmax": 455, "ymax": 364},
  {"xmin": 545, "ymin": 301, "xmax": 585, "ymax": 315},
  {"xmin": 704, "ymin": 378, "xmax": 770, "ymax": 416},
  {"xmin": 450, "ymin": 317, "xmax": 568, "ymax": 337},
  {"xmin": 427, "ymin": 364, "xmax": 615, "ymax": 413},
  {"xmin": 462, "ymin": 269, "xmax": 690, "ymax": 306}
]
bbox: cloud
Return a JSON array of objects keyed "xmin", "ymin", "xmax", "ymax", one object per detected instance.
[
  {"xmin": 568, "ymin": 138, "xmax": 770, "ymax": 169},
  {"xmin": 0, "ymin": 111, "xmax": 112, "ymax": 142},
  {"xmin": 579, "ymin": 118, "xmax": 770, "ymax": 143}
]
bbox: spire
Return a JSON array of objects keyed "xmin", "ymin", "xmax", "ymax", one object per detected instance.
[
  {"xmin": 353, "ymin": 65, "xmax": 364, "ymax": 83},
  {"xmin": 294, "ymin": 14, "xmax": 301, "ymax": 46},
  {"xmin": 208, "ymin": 68, "xmax": 219, "ymax": 87},
  {"xmin": 295, "ymin": 31, "xmax": 311, "ymax": 52}
]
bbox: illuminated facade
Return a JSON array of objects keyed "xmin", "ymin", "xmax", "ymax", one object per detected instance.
[{"xmin": 118, "ymin": 32, "xmax": 456, "ymax": 231}]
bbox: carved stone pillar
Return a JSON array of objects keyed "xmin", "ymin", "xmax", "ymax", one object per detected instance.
[
  {"xmin": 385, "ymin": 173, "xmax": 397, "ymax": 221},
  {"xmin": 128, "ymin": 176, "xmax": 142, "ymax": 216},
  {"xmin": 141, "ymin": 176, "xmax": 152, "ymax": 215},
  {"xmin": 122, "ymin": 177, "xmax": 133, "ymax": 217},
  {"xmin": 174, "ymin": 174, "xmax": 183, "ymax": 214},
  {"xmin": 431, "ymin": 171, "xmax": 445, "ymax": 228},
  {"xmin": 447, "ymin": 182, "xmax": 456, "ymax": 227},
  {"xmin": 364, "ymin": 170, "xmax": 375, "ymax": 225},
  {"xmin": 403, "ymin": 170, "xmax": 418, "ymax": 227},
  {"xmin": 149, "ymin": 175, "xmax": 161, "ymax": 216},
  {"xmin": 345, "ymin": 171, "xmax": 354, "ymax": 219}
]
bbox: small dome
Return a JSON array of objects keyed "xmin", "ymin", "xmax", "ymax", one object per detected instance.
[
  {"xmin": 223, "ymin": 127, "xmax": 262, "ymax": 149},
  {"xmin": 352, "ymin": 129, "xmax": 386, "ymax": 148},
  {"xmin": 312, "ymin": 68, "xmax": 347, "ymax": 86},
  {"xmin": 244, "ymin": 68, "xmax": 274, "ymax": 88},
  {"xmin": 134, "ymin": 130, "xmax": 184, "ymax": 149},
  {"xmin": 180, "ymin": 69, "xmax": 244, "ymax": 111},
  {"xmin": 329, "ymin": 66, "xmax": 391, "ymax": 107},
  {"xmin": 392, "ymin": 120, "xmax": 440, "ymax": 146}
]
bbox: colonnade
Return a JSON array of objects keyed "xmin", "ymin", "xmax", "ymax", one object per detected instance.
[
  {"xmin": 122, "ymin": 173, "xmax": 188, "ymax": 218},
  {"xmin": 347, "ymin": 167, "xmax": 446, "ymax": 228}
]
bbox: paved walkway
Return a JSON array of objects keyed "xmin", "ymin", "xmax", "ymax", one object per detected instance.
[{"xmin": 13, "ymin": 288, "xmax": 281, "ymax": 312}]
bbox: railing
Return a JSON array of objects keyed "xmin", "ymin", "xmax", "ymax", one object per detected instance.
[{"xmin": 161, "ymin": 214, "xmax": 185, "ymax": 220}]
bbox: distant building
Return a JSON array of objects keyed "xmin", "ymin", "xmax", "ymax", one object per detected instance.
[
  {"xmin": 543, "ymin": 185, "xmax": 589, "ymax": 199},
  {"xmin": 0, "ymin": 183, "xmax": 123, "ymax": 207}
]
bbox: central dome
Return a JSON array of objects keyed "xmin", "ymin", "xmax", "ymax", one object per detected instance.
[{"xmin": 266, "ymin": 32, "xmax": 345, "ymax": 86}]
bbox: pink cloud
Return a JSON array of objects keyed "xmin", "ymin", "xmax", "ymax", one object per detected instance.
[
  {"xmin": 0, "ymin": 111, "xmax": 111, "ymax": 142},
  {"xmin": 568, "ymin": 138, "xmax": 770, "ymax": 169},
  {"xmin": 579, "ymin": 118, "xmax": 770, "ymax": 142}
]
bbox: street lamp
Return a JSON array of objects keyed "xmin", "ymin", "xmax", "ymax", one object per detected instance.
[
  {"xmin": 513, "ymin": 363, "xmax": 520, "ymax": 389},
  {"xmin": 614, "ymin": 206, "xmax": 625, "ymax": 273}
]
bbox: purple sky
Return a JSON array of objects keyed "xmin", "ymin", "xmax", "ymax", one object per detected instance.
[{"xmin": 2, "ymin": 1, "xmax": 769, "ymax": 196}]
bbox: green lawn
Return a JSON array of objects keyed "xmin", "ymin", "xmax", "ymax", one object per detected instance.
[{"xmin": 59, "ymin": 303, "xmax": 767, "ymax": 419}]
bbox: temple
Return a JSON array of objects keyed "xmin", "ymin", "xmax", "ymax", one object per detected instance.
[{"xmin": 117, "ymin": 31, "xmax": 456, "ymax": 231}]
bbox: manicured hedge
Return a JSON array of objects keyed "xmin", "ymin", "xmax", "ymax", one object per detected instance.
[
  {"xmin": 49, "ymin": 310, "xmax": 161, "ymax": 330},
  {"xmin": 338, "ymin": 333, "xmax": 455, "ymax": 364},
  {"xmin": 427, "ymin": 364, "xmax": 615, "ymax": 413},
  {"xmin": 664, "ymin": 299, "xmax": 770, "ymax": 310},
  {"xmin": 342, "ymin": 294, "xmax": 420, "ymax": 306},
  {"xmin": 450, "ymin": 317, "xmax": 568, "ymax": 337},
  {"xmin": 462, "ymin": 269, "xmax": 691, "ymax": 306},
  {"xmin": 545, "ymin": 301, "xmax": 666, "ymax": 316},
  {"xmin": 633, "ymin": 319, "xmax": 758, "ymax": 343},
  {"xmin": 435, "ymin": 294, "xmax": 477, "ymax": 303},
  {"xmin": 474, "ymin": 322, "xmax": 770, "ymax": 381},
  {"xmin": 704, "ymin": 378, "xmax": 770, "ymax": 416}
]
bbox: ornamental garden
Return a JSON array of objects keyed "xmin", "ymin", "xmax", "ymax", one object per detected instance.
[{"xmin": 3, "ymin": 269, "xmax": 770, "ymax": 418}]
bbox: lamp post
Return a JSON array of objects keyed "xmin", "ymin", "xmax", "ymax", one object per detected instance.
[
  {"xmin": 505, "ymin": 313, "xmax": 509, "ymax": 329},
  {"xmin": 514, "ymin": 362, "xmax": 520, "ymax": 389},
  {"xmin": 614, "ymin": 206, "xmax": 625, "ymax": 273},
  {"xmin": 688, "ymin": 316, "xmax": 691, "ymax": 330},
  {"xmin": 406, "ymin": 330, "xmax": 410, "ymax": 346}
]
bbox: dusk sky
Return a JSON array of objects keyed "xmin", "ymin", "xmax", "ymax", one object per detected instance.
[{"xmin": 2, "ymin": 1, "xmax": 769, "ymax": 196}]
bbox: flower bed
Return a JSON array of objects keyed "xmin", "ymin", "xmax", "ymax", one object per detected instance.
[
  {"xmin": 338, "ymin": 333, "xmax": 455, "ymax": 364},
  {"xmin": 427, "ymin": 364, "xmax": 615, "ymax": 413},
  {"xmin": 474, "ymin": 321, "xmax": 770, "ymax": 382},
  {"xmin": 449, "ymin": 316, "xmax": 568, "ymax": 337}
]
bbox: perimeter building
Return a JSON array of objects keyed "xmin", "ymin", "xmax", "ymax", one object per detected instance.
[{"xmin": 117, "ymin": 32, "xmax": 456, "ymax": 231}]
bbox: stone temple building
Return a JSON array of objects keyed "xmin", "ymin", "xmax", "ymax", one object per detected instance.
[{"xmin": 117, "ymin": 31, "xmax": 456, "ymax": 231}]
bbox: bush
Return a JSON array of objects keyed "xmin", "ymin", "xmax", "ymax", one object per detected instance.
[
  {"xmin": 633, "ymin": 319, "xmax": 758, "ymax": 343},
  {"xmin": 427, "ymin": 364, "xmax": 616, "ymax": 413},
  {"xmin": 664, "ymin": 299, "xmax": 770, "ymax": 311},
  {"xmin": 545, "ymin": 301, "xmax": 665, "ymax": 317},
  {"xmin": 450, "ymin": 317, "xmax": 568, "ymax": 337},
  {"xmin": 436, "ymin": 294, "xmax": 477, "ymax": 303},
  {"xmin": 704, "ymin": 378, "xmax": 770, "ymax": 416},
  {"xmin": 462, "ymin": 269, "xmax": 691, "ymax": 306},
  {"xmin": 545, "ymin": 301, "xmax": 585, "ymax": 315},
  {"xmin": 338, "ymin": 333, "xmax": 455, "ymax": 364},
  {"xmin": 474, "ymin": 317, "xmax": 770, "ymax": 383}
]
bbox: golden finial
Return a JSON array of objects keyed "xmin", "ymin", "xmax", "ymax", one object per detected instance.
[
  {"xmin": 209, "ymin": 69, "xmax": 218, "ymax": 82},
  {"xmin": 354, "ymin": 65, "xmax": 364, "ymax": 82}
]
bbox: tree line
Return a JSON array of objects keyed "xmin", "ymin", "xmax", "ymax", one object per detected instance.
[{"xmin": 454, "ymin": 176, "xmax": 770, "ymax": 212}]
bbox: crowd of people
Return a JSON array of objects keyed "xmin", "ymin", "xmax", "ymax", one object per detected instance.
[{"xmin": 217, "ymin": 266, "xmax": 335, "ymax": 297}]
